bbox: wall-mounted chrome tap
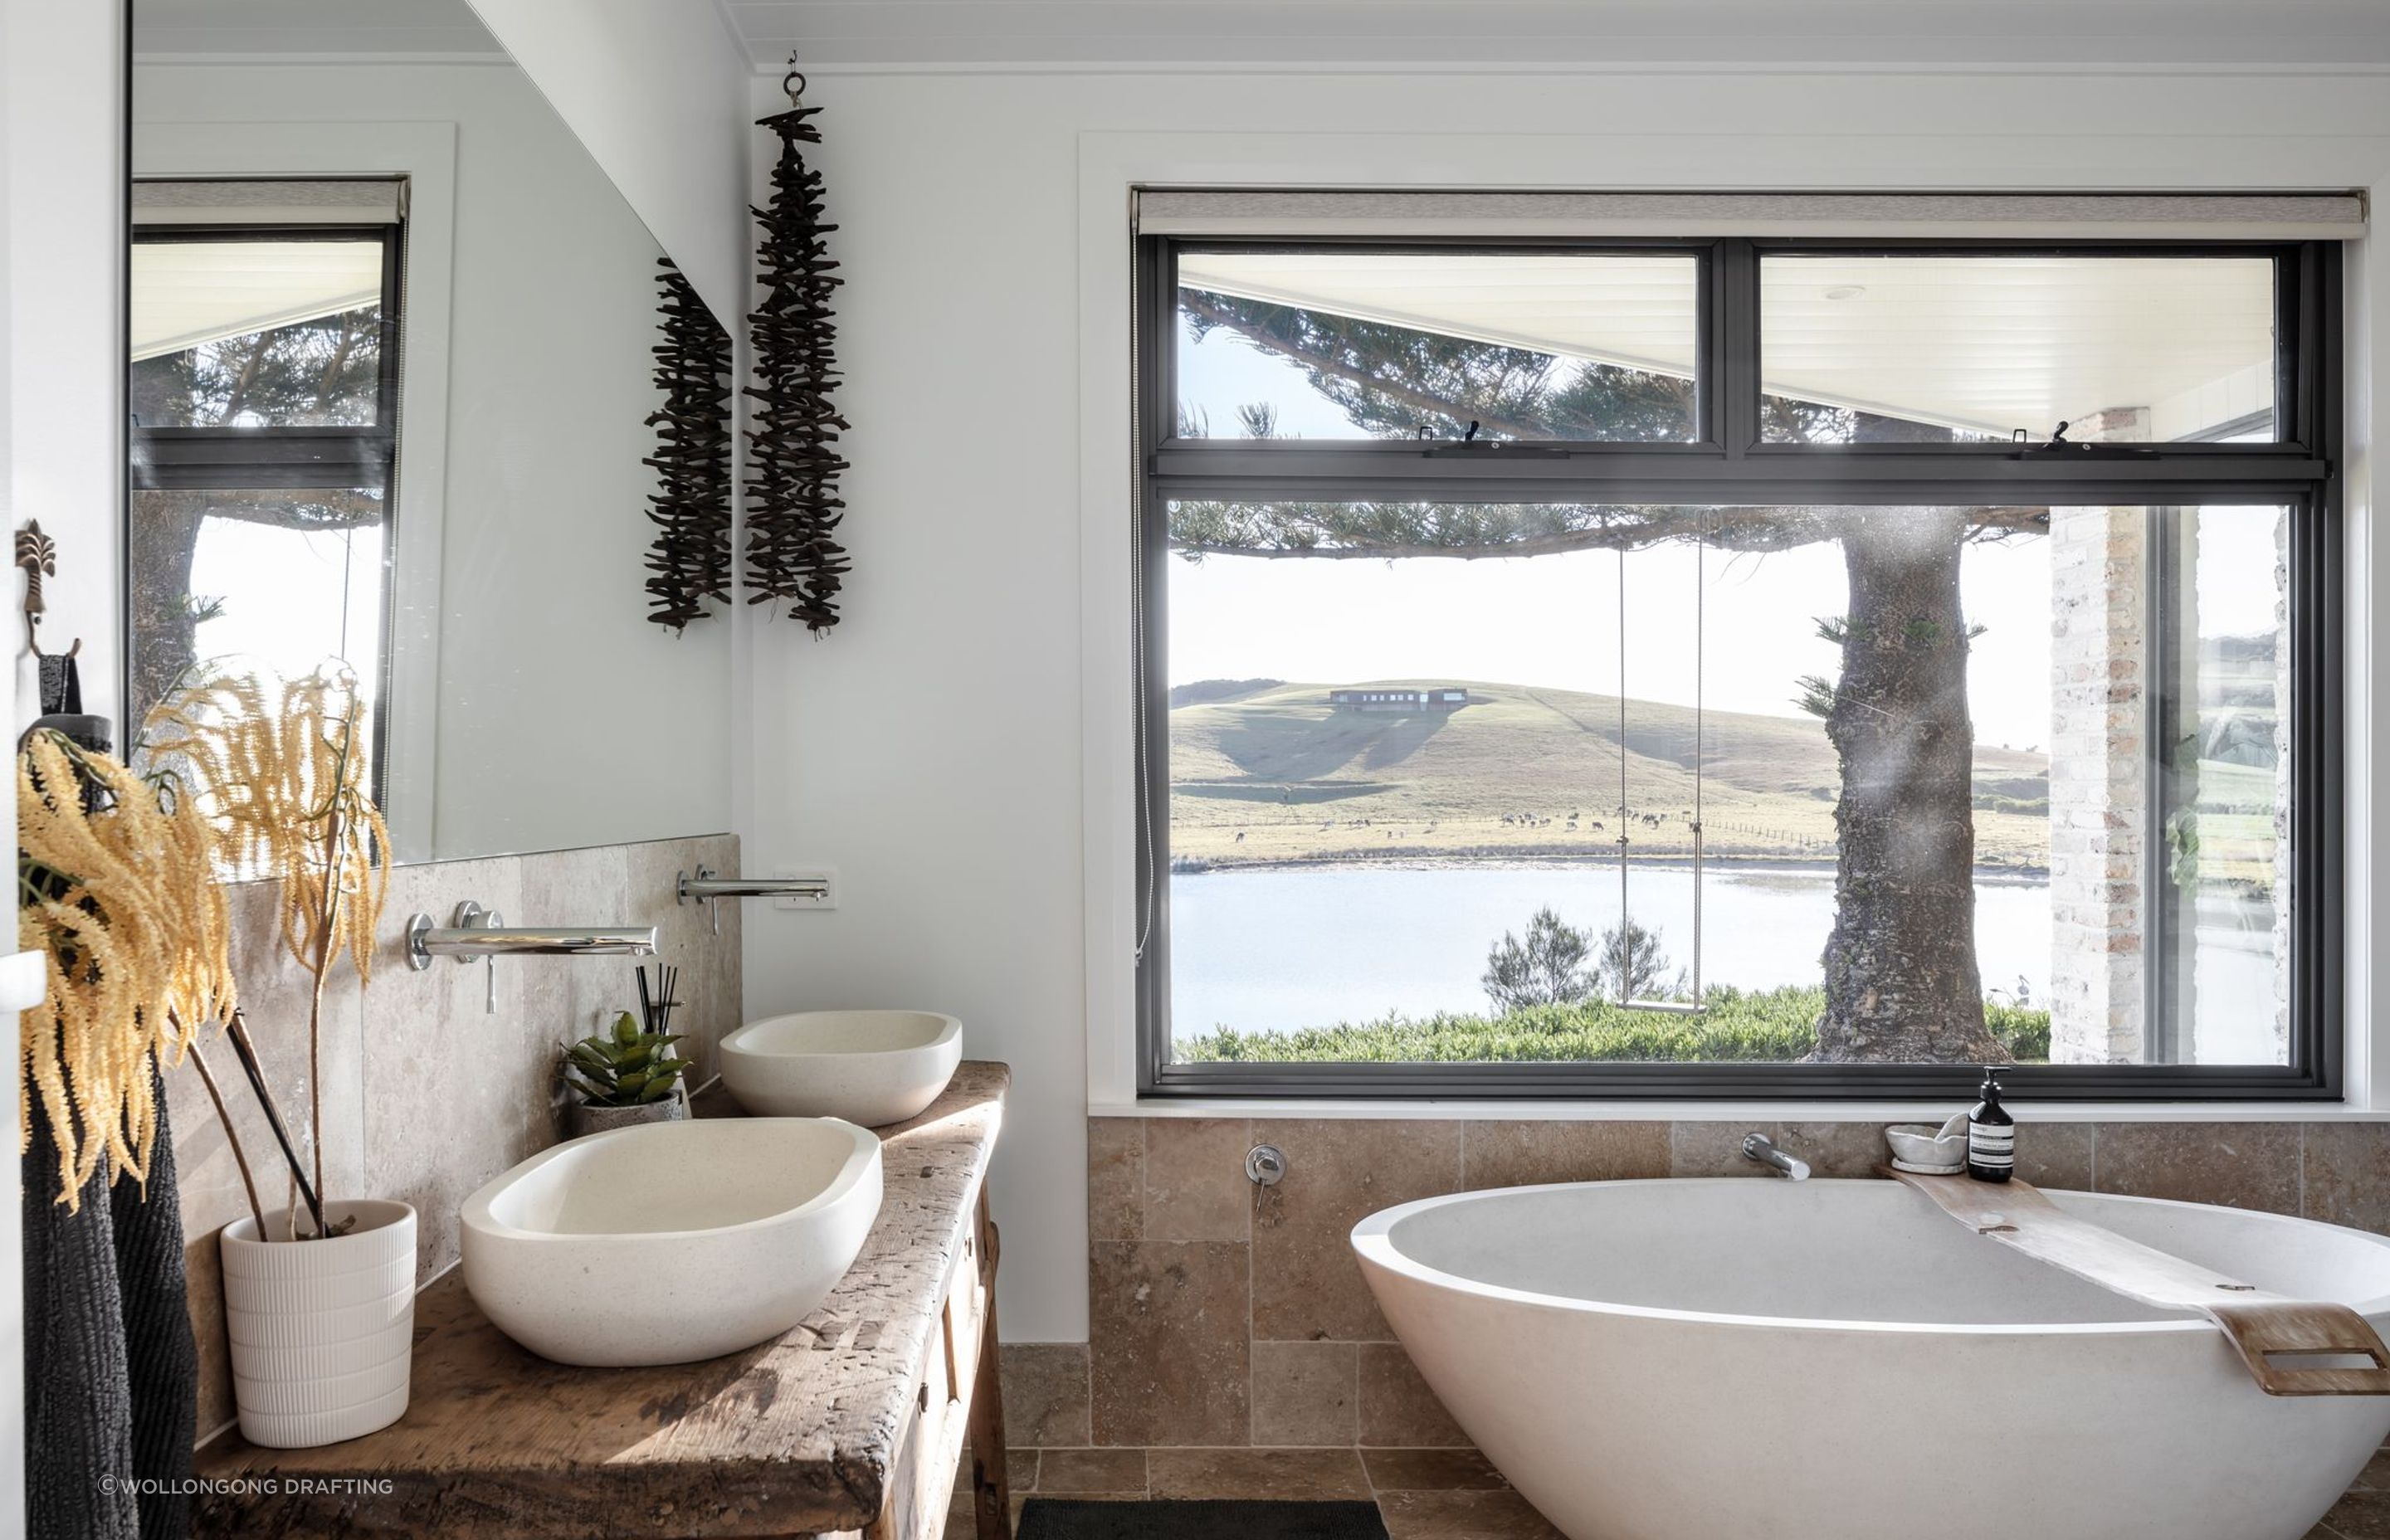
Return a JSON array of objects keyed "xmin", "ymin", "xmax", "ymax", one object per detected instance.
[
  {"xmin": 1740, "ymin": 1133, "xmax": 1812, "ymax": 1181},
  {"xmin": 677, "ymin": 865, "xmax": 832, "ymax": 933},
  {"xmin": 403, "ymin": 899, "xmax": 658, "ymax": 1012}
]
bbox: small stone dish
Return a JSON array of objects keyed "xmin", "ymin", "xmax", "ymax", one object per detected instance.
[{"xmin": 1885, "ymin": 1112, "xmax": 1971, "ymax": 1175}]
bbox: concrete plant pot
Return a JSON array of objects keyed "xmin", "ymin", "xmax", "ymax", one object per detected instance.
[
  {"xmin": 567, "ymin": 1094, "xmax": 687, "ymax": 1139},
  {"xmin": 219, "ymin": 1199, "xmax": 416, "ymax": 1449}
]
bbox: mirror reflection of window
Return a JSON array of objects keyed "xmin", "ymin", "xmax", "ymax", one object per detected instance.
[{"xmin": 127, "ymin": 184, "xmax": 403, "ymax": 796}]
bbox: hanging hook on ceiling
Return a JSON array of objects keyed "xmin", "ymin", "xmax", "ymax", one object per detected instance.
[{"xmin": 782, "ymin": 51, "xmax": 807, "ymax": 102}]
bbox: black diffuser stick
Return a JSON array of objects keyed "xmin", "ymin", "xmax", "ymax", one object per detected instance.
[{"xmin": 223, "ymin": 1009, "xmax": 330, "ymax": 1239}]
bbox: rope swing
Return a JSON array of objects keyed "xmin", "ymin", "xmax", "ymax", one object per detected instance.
[{"xmin": 1616, "ymin": 509, "xmax": 1706, "ymax": 1015}]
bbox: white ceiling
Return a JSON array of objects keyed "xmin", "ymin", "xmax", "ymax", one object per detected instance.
[
  {"xmin": 129, "ymin": 0, "xmax": 2390, "ymax": 71},
  {"xmin": 724, "ymin": 0, "xmax": 2390, "ymax": 68},
  {"xmin": 133, "ymin": 0, "xmax": 502, "ymax": 58}
]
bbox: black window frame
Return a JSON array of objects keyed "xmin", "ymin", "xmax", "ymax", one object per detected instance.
[
  {"xmin": 124, "ymin": 211, "xmax": 407, "ymax": 802},
  {"xmin": 1134, "ymin": 232, "xmax": 2343, "ymax": 1102}
]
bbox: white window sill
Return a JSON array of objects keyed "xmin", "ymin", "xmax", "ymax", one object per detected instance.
[{"xmin": 1091, "ymin": 1097, "xmax": 2389, "ymax": 1123}]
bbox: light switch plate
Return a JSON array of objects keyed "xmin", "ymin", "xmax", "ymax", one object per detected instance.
[{"xmin": 773, "ymin": 865, "xmax": 837, "ymax": 910}]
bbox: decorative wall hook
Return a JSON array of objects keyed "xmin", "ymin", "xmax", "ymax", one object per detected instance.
[{"xmin": 14, "ymin": 519, "xmax": 75, "ymax": 658}]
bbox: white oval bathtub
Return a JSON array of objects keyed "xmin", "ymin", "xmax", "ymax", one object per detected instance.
[{"xmin": 1353, "ymin": 1179, "xmax": 2390, "ymax": 1540}]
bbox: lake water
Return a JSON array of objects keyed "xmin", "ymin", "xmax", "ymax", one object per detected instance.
[
  {"xmin": 1169, "ymin": 862, "xmax": 2283, "ymax": 1064},
  {"xmin": 1168, "ymin": 863, "xmax": 2053, "ymax": 1035}
]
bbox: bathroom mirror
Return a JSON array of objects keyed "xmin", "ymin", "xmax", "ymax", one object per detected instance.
[{"xmin": 124, "ymin": 0, "xmax": 734, "ymax": 863}]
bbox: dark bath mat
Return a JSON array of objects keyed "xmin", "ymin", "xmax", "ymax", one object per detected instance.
[{"xmin": 1016, "ymin": 1498, "xmax": 1391, "ymax": 1540}]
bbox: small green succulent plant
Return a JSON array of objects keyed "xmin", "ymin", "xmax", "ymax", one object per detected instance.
[{"xmin": 564, "ymin": 1011, "xmax": 689, "ymax": 1107}]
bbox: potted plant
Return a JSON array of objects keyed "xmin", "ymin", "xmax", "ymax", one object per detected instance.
[
  {"xmin": 563, "ymin": 1011, "xmax": 690, "ymax": 1136},
  {"xmin": 146, "ymin": 670, "xmax": 412, "ymax": 1449}
]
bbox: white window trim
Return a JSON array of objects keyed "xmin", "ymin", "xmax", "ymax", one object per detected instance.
[
  {"xmin": 1076, "ymin": 126, "xmax": 2390, "ymax": 1121},
  {"xmin": 132, "ymin": 118, "xmax": 457, "ymax": 865}
]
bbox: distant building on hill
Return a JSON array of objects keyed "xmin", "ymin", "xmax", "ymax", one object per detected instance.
[{"xmin": 1329, "ymin": 685, "xmax": 1470, "ymax": 714}]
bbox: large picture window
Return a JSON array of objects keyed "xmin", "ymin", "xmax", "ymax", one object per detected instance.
[{"xmin": 1134, "ymin": 228, "xmax": 2341, "ymax": 1100}]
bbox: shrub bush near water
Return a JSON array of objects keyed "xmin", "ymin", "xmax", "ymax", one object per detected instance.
[{"xmin": 1176, "ymin": 984, "xmax": 2051, "ymax": 1065}]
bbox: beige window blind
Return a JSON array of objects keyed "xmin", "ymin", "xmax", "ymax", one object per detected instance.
[{"xmin": 133, "ymin": 178, "xmax": 406, "ymax": 227}]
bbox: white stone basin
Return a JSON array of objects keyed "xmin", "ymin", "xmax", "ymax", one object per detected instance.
[
  {"xmin": 461, "ymin": 1117, "xmax": 880, "ymax": 1367},
  {"xmin": 719, "ymin": 1010, "xmax": 963, "ymax": 1128}
]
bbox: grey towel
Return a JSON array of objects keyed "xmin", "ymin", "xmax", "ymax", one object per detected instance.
[{"xmin": 25, "ymin": 1070, "xmax": 199, "ymax": 1540}]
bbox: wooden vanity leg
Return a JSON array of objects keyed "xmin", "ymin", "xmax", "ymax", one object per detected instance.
[{"xmin": 966, "ymin": 1196, "xmax": 1012, "ymax": 1540}]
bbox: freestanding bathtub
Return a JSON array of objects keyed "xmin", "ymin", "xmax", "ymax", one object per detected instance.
[{"xmin": 1354, "ymin": 1178, "xmax": 2390, "ymax": 1540}]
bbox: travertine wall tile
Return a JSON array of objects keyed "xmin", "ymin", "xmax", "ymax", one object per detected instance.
[
  {"xmin": 1144, "ymin": 1118, "xmax": 1251, "ymax": 1241},
  {"xmin": 2305, "ymin": 1123, "xmax": 2390, "ymax": 1235},
  {"xmin": 2095, "ymin": 1122, "xmax": 2301, "ymax": 1214},
  {"xmin": 2016, "ymin": 1120, "xmax": 2096, "ymax": 1191},
  {"xmin": 1086, "ymin": 1118, "xmax": 1144, "ymax": 1242},
  {"xmin": 1251, "ymin": 1339, "xmax": 1357, "ymax": 1447},
  {"xmin": 1250, "ymin": 1119, "xmax": 1461, "ymax": 1343},
  {"xmin": 1089, "ymin": 1240, "xmax": 1250, "ymax": 1446},
  {"xmin": 364, "ymin": 857, "xmax": 534, "ymax": 1279},
  {"xmin": 1000, "ymin": 1343, "xmax": 1092, "ymax": 1447},
  {"xmin": 1461, "ymin": 1121, "xmax": 1669, "ymax": 1187}
]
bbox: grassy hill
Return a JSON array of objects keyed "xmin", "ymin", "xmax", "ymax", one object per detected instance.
[{"xmin": 1170, "ymin": 679, "xmax": 2051, "ymax": 870}]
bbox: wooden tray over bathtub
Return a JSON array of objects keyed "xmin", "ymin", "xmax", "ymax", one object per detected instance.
[{"xmin": 1886, "ymin": 1167, "xmax": 2390, "ymax": 1397}]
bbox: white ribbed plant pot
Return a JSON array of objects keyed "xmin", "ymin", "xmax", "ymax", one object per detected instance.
[{"xmin": 220, "ymin": 1199, "xmax": 416, "ymax": 1449}]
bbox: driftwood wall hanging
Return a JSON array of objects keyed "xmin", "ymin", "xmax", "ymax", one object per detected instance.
[
  {"xmin": 744, "ymin": 64, "xmax": 850, "ymax": 633},
  {"xmin": 642, "ymin": 258, "xmax": 734, "ymax": 631}
]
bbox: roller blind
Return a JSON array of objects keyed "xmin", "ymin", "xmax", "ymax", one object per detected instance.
[
  {"xmin": 132, "ymin": 178, "xmax": 406, "ymax": 227},
  {"xmin": 1134, "ymin": 190, "xmax": 2366, "ymax": 241}
]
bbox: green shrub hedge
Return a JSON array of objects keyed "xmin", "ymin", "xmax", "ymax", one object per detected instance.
[{"xmin": 1177, "ymin": 984, "xmax": 2051, "ymax": 1065}]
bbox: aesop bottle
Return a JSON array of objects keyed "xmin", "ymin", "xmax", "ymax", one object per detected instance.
[{"xmin": 1968, "ymin": 1066, "xmax": 2015, "ymax": 1183}]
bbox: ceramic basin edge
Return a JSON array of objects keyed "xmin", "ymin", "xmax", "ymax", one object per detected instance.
[
  {"xmin": 719, "ymin": 1009, "xmax": 963, "ymax": 1127},
  {"xmin": 460, "ymin": 1117, "xmax": 882, "ymax": 1367}
]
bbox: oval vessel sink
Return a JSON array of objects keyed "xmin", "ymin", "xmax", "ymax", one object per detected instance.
[
  {"xmin": 720, "ymin": 1009, "xmax": 963, "ymax": 1127},
  {"xmin": 461, "ymin": 1117, "xmax": 880, "ymax": 1366}
]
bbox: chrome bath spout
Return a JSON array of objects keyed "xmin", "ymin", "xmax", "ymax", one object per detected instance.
[{"xmin": 1740, "ymin": 1133, "xmax": 1811, "ymax": 1181}]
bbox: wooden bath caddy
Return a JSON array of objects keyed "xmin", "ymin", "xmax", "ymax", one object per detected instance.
[{"xmin": 1886, "ymin": 1167, "xmax": 2390, "ymax": 1396}]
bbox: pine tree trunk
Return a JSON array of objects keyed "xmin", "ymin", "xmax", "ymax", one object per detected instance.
[{"xmin": 1814, "ymin": 509, "xmax": 2002, "ymax": 1064}]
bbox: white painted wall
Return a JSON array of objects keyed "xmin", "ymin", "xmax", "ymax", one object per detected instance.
[
  {"xmin": 738, "ymin": 65, "xmax": 2390, "ymax": 1343},
  {"xmin": 136, "ymin": 61, "xmax": 734, "ymax": 861},
  {"xmin": 463, "ymin": 0, "xmax": 752, "ymax": 329},
  {"xmin": 3, "ymin": 0, "xmax": 126, "ymax": 1528}
]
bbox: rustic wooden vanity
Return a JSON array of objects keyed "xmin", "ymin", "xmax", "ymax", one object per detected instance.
[{"xmin": 193, "ymin": 1063, "xmax": 1015, "ymax": 1540}]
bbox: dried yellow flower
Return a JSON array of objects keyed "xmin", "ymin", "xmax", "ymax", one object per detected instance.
[
  {"xmin": 17, "ymin": 730, "xmax": 229, "ymax": 1205},
  {"xmin": 17, "ymin": 665, "xmax": 389, "ymax": 1211}
]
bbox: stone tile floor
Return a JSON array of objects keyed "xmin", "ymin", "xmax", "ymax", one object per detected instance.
[{"xmin": 957, "ymin": 1439, "xmax": 2390, "ymax": 1539}]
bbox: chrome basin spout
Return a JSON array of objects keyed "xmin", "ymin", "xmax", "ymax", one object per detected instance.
[
  {"xmin": 403, "ymin": 900, "xmax": 656, "ymax": 1011},
  {"xmin": 1740, "ymin": 1133, "xmax": 1811, "ymax": 1181}
]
